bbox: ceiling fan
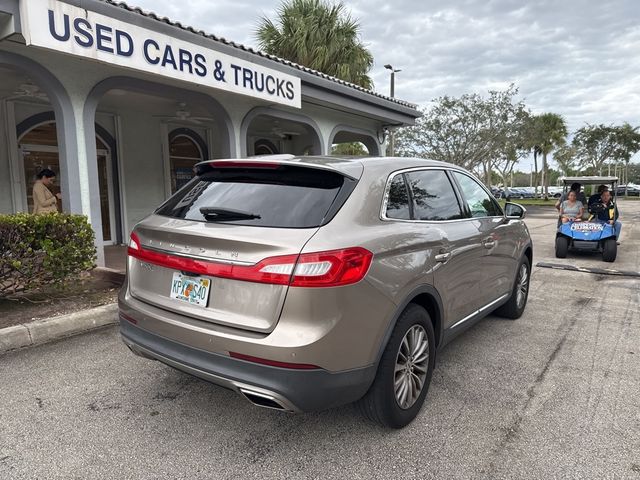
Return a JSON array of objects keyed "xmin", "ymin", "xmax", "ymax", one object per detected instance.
[
  {"xmin": 154, "ymin": 102, "xmax": 214, "ymax": 125},
  {"xmin": 254, "ymin": 120, "xmax": 303, "ymax": 139},
  {"xmin": 10, "ymin": 81, "xmax": 49, "ymax": 101}
]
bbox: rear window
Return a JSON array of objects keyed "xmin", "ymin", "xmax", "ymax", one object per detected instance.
[{"xmin": 155, "ymin": 165, "xmax": 354, "ymax": 228}]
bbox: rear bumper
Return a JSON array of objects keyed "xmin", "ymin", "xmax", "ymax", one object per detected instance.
[{"xmin": 120, "ymin": 318, "xmax": 375, "ymax": 413}]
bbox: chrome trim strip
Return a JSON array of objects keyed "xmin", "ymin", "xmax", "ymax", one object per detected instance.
[
  {"xmin": 143, "ymin": 245, "xmax": 254, "ymax": 266},
  {"xmin": 123, "ymin": 339, "xmax": 299, "ymax": 412},
  {"xmin": 448, "ymin": 293, "xmax": 510, "ymax": 330}
]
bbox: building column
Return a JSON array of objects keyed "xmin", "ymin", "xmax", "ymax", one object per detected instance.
[{"xmin": 60, "ymin": 91, "xmax": 105, "ymax": 267}]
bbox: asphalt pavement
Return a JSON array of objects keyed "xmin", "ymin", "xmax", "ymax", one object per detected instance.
[{"xmin": 1, "ymin": 200, "xmax": 639, "ymax": 479}]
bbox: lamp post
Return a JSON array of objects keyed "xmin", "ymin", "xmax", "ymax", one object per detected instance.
[{"xmin": 384, "ymin": 64, "xmax": 401, "ymax": 156}]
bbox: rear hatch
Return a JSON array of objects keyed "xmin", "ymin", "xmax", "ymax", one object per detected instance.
[{"xmin": 127, "ymin": 160, "xmax": 359, "ymax": 333}]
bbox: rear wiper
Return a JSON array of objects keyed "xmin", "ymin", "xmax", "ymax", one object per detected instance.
[{"xmin": 199, "ymin": 207, "xmax": 261, "ymax": 221}]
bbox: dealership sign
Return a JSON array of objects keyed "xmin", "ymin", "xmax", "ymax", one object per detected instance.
[{"xmin": 19, "ymin": 0, "xmax": 301, "ymax": 108}]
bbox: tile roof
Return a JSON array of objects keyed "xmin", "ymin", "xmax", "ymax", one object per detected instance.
[{"xmin": 103, "ymin": 0, "xmax": 418, "ymax": 110}]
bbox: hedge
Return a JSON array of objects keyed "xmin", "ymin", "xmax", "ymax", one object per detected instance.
[{"xmin": 0, "ymin": 213, "xmax": 96, "ymax": 297}]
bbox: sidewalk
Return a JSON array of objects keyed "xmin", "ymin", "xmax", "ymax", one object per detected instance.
[
  {"xmin": 0, "ymin": 303, "xmax": 118, "ymax": 354},
  {"xmin": 0, "ymin": 266, "xmax": 124, "ymax": 355}
]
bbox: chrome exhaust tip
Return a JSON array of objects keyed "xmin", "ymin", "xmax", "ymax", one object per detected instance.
[{"xmin": 239, "ymin": 388, "xmax": 291, "ymax": 412}]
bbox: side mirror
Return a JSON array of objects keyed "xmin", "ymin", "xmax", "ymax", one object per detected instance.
[{"xmin": 505, "ymin": 202, "xmax": 526, "ymax": 219}]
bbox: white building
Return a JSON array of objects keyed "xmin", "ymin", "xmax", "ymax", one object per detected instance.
[{"xmin": 0, "ymin": 0, "xmax": 419, "ymax": 265}]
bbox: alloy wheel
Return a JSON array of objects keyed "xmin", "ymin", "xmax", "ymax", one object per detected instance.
[
  {"xmin": 516, "ymin": 263, "xmax": 529, "ymax": 309},
  {"xmin": 394, "ymin": 325, "xmax": 429, "ymax": 409}
]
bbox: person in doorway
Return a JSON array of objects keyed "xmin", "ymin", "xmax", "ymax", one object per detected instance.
[
  {"xmin": 595, "ymin": 190, "xmax": 621, "ymax": 240},
  {"xmin": 559, "ymin": 190, "xmax": 583, "ymax": 223},
  {"xmin": 33, "ymin": 169, "xmax": 62, "ymax": 214}
]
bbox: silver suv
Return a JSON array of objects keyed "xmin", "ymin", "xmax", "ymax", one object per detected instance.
[{"xmin": 119, "ymin": 156, "xmax": 532, "ymax": 428}]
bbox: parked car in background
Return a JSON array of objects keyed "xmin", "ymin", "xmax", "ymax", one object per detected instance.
[
  {"xmin": 616, "ymin": 184, "xmax": 640, "ymax": 196},
  {"xmin": 119, "ymin": 155, "xmax": 533, "ymax": 429},
  {"xmin": 503, "ymin": 187, "xmax": 535, "ymax": 200}
]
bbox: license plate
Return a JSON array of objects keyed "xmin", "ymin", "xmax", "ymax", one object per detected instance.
[
  {"xmin": 169, "ymin": 272, "xmax": 211, "ymax": 307},
  {"xmin": 570, "ymin": 222, "xmax": 604, "ymax": 232}
]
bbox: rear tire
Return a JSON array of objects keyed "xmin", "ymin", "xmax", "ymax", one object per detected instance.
[
  {"xmin": 555, "ymin": 236, "xmax": 568, "ymax": 258},
  {"xmin": 495, "ymin": 257, "xmax": 530, "ymax": 320},
  {"xmin": 602, "ymin": 238, "xmax": 617, "ymax": 262},
  {"xmin": 357, "ymin": 304, "xmax": 435, "ymax": 429}
]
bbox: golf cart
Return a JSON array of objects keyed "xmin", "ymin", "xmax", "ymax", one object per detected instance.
[{"xmin": 555, "ymin": 176, "xmax": 619, "ymax": 262}]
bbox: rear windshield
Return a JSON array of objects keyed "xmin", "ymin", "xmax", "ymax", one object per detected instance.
[{"xmin": 155, "ymin": 165, "xmax": 353, "ymax": 228}]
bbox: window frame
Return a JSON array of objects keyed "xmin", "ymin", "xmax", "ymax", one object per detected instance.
[{"xmin": 380, "ymin": 167, "xmax": 469, "ymax": 223}]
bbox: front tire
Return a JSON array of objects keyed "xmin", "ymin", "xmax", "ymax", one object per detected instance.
[
  {"xmin": 555, "ymin": 236, "xmax": 568, "ymax": 258},
  {"xmin": 495, "ymin": 257, "xmax": 531, "ymax": 320},
  {"xmin": 602, "ymin": 238, "xmax": 617, "ymax": 262},
  {"xmin": 357, "ymin": 304, "xmax": 435, "ymax": 429}
]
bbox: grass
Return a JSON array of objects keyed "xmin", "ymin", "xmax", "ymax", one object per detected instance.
[{"xmin": 498, "ymin": 198, "xmax": 558, "ymax": 207}]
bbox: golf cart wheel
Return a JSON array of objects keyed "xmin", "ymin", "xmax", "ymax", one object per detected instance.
[
  {"xmin": 357, "ymin": 304, "xmax": 435, "ymax": 429},
  {"xmin": 555, "ymin": 236, "xmax": 569, "ymax": 258},
  {"xmin": 602, "ymin": 238, "xmax": 617, "ymax": 262}
]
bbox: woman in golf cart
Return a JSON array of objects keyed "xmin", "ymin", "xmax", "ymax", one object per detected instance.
[{"xmin": 559, "ymin": 190, "xmax": 584, "ymax": 223}]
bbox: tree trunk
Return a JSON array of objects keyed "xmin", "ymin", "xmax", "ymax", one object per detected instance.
[
  {"xmin": 533, "ymin": 151, "xmax": 539, "ymax": 196},
  {"xmin": 481, "ymin": 160, "xmax": 491, "ymax": 187}
]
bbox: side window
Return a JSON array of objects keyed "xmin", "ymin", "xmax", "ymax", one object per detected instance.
[
  {"xmin": 405, "ymin": 170, "xmax": 463, "ymax": 221},
  {"xmin": 452, "ymin": 172, "xmax": 503, "ymax": 217},
  {"xmin": 385, "ymin": 174, "xmax": 411, "ymax": 220}
]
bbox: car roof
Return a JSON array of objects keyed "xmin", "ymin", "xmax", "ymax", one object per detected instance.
[
  {"xmin": 560, "ymin": 176, "xmax": 619, "ymax": 185},
  {"xmin": 197, "ymin": 155, "xmax": 464, "ymax": 180}
]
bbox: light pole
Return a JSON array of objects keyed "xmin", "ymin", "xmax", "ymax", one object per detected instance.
[{"xmin": 384, "ymin": 64, "xmax": 401, "ymax": 156}]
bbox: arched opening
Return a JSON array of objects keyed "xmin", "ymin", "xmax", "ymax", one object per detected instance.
[
  {"xmin": 168, "ymin": 129, "xmax": 206, "ymax": 193},
  {"xmin": 17, "ymin": 118, "xmax": 117, "ymax": 243},
  {"xmin": 328, "ymin": 126, "xmax": 382, "ymax": 157},
  {"xmin": 84, "ymin": 77, "xmax": 235, "ymax": 237},
  {"xmin": 242, "ymin": 108, "xmax": 324, "ymax": 157}
]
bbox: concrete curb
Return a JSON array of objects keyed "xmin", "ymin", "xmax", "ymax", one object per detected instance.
[{"xmin": 0, "ymin": 303, "xmax": 118, "ymax": 355}]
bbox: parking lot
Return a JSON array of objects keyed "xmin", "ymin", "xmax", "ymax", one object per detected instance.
[{"xmin": 1, "ymin": 201, "xmax": 639, "ymax": 479}]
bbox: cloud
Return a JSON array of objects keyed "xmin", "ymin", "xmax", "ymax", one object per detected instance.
[{"xmin": 126, "ymin": 0, "xmax": 640, "ymax": 162}]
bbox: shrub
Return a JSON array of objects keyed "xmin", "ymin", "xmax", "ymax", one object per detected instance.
[{"xmin": 0, "ymin": 213, "xmax": 96, "ymax": 297}]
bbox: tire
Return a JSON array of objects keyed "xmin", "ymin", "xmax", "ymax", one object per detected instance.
[
  {"xmin": 555, "ymin": 236, "xmax": 568, "ymax": 258},
  {"xmin": 494, "ymin": 257, "xmax": 530, "ymax": 320},
  {"xmin": 357, "ymin": 304, "xmax": 436, "ymax": 429},
  {"xmin": 602, "ymin": 238, "xmax": 617, "ymax": 262}
]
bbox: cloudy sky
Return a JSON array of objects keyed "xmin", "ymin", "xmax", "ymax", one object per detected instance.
[{"xmin": 129, "ymin": 0, "xmax": 639, "ymax": 162}]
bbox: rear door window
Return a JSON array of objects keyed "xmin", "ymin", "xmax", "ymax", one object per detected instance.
[
  {"xmin": 155, "ymin": 165, "xmax": 354, "ymax": 228},
  {"xmin": 405, "ymin": 170, "xmax": 463, "ymax": 221}
]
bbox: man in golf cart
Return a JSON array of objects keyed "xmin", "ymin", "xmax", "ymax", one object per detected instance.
[
  {"xmin": 591, "ymin": 189, "xmax": 621, "ymax": 238},
  {"xmin": 555, "ymin": 176, "xmax": 621, "ymax": 262}
]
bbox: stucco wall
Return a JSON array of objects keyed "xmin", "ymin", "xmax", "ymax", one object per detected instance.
[{"xmin": 116, "ymin": 109, "xmax": 165, "ymax": 233}]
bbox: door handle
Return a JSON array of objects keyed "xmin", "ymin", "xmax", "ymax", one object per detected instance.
[
  {"xmin": 435, "ymin": 251, "xmax": 451, "ymax": 263},
  {"xmin": 482, "ymin": 237, "xmax": 495, "ymax": 249}
]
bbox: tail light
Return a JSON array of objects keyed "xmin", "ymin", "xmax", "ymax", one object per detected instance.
[{"xmin": 128, "ymin": 232, "xmax": 372, "ymax": 287}]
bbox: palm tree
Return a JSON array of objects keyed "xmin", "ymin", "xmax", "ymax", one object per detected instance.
[
  {"xmin": 255, "ymin": 0, "xmax": 374, "ymax": 89},
  {"xmin": 530, "ymin": 113, "xmax": 568, "ymax": 199}
]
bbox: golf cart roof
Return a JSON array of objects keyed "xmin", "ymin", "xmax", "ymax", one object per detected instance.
[{"xmin": 560, "ymin": 176, "xmax": 618, "ymax": 186}]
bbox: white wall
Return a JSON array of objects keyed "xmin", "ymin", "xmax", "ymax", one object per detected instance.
[{"xmin": 116, "ymin": 109, "xmax": 165, "ymax": 233}]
